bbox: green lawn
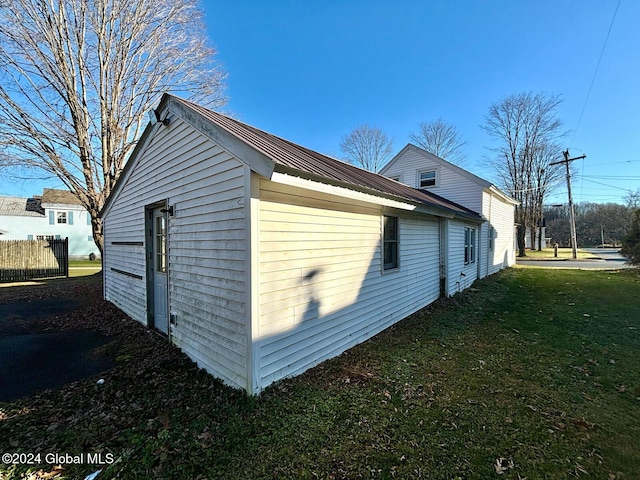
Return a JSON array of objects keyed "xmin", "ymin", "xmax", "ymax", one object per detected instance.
[
  {"xmin": 69, "ymin": 260, "xmax": 102, "ymax": 268},
  {"xmin": 1, "ymin": 268, "xmax": 639, "ymax": 479},
  {"xmin": 522, "ymin": 247, "xmax": 596, "ymax": 260}
]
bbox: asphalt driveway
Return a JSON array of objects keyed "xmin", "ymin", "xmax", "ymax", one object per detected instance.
[
  {"xmin": 516, "ymin": 248, "xmax": 635, "ymax": 269},
  {"xmin": 0, "ymin": 297, "xmax": 114, "ymax": 402}
]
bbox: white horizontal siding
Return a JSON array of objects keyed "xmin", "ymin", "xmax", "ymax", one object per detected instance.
[
  {"xmin": 483, "ymin": 191, "xmax": 516, "ymax": 275},
  {"xmin": 383, "ymin": 147, "xmax": 516, "ymax": 282},
  {"xmin": 256, "ymin": 179, "xmax": 441, "ymax": 390},
  {"xmin": 447, "ymin": 221, "xmax": 479, "ymax": 295},
  {"xmin": 382, "ymin": 148, "xmax": 484, "ymax": 212},
  {"xmin": 103, "ymin": 116, "xmax": 249, "ymax": 390}
]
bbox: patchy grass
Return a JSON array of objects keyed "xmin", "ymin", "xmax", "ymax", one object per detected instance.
[
  {"xmin": 0, "ymin": 269, "xmax": 639, "ymax": 479},
  {"xmin": 69, "ymin": 260, "xmax": 102, "ymax": 268},
  {"xmin": 523, "ymin": 247, "xmax": 595, "ymax": 260}
]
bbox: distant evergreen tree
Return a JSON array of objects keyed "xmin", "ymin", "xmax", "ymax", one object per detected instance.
[{"xmin": 621, "ymin": 209, "xmax": 640, "ymax": 265}]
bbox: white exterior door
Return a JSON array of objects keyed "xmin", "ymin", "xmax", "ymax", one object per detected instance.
[{"xmin": 152, "ymin": 207, "xmax": 169, "ymax": 334}]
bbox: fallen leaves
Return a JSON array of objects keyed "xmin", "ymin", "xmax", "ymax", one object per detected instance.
[
  {"xmin": 494, "ymin": 457, "xmax": 514, "ymax": 475},
  {"xmin": 24, "ymin": 465, "xmax": 66, "ymax": 479}
]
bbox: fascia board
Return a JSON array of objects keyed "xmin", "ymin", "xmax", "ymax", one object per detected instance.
[
  {"xmin": 269, "ymin": 170, "xmax": 470, "ymax": 220},
  {"xmin": 487, "ymin": 185, "xmax": 520, "ymax": 205},
  {"xmin": 167, "ymin": 98, "xmax": 276, "ymax": 179}
]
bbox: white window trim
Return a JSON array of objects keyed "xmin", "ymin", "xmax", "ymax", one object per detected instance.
[
  {"xmin": 382, "ymin": 215, "xmax": 400, "ymax": 272},
  {"xmin": 464, "ymin": 226, "xmax": 476, "ymax": 265},
  {"xmin": 57, "ymin": 211, "xmax": 67, "ymax": 224},
  {"xmin": 417, "ymin": 168, "xmax": 439, "ymax": 189}
]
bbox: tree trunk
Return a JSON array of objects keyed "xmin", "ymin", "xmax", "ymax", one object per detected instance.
[
  {"xmin": 529, "ymin": 229, "xmax": 536, "ymax": 253},
  {"xmin": 517, "ymin": 225, "xmax": 527, "ymax": 257},
  {"xmin": 538, "ymin": 223, "xmax": 543, "ymax": 251},
  {"xmin": 90, "ymin": 215, "xmax": 103, "ymax": 257}
]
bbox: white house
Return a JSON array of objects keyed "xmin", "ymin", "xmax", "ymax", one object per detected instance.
[
  {"xmin": 379, "ymin": 144, "xmax": 518, "ymax": 278},
  {"xmin": 0, "ymin": 189, "xmax": 99, "ymax": 259},
  {"xmin": 101, "ymin": 94, "xmax": 487, "ymax": 394}
]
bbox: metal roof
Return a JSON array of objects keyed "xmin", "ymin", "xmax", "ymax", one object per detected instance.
[
  {"xmin": 0, "ymin": 196, "xmax": 45, "ymax": 217},
  {"xmin": 174, "ymin": 97, "xmax": 481, "ymax": 221}
]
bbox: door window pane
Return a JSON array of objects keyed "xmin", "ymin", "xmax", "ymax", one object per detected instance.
[{"xmin": 155, "ymin": 215, "xmax": 167, "ymax": 273}]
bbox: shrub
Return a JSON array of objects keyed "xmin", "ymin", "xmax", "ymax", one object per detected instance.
[{"xmin": 621, "ymin": 208, "xmax": 640, "ymax": 265}]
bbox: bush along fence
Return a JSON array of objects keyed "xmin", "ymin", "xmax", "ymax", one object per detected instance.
[{"xmin": 0, "ymin": 238, "xmax": 69, "ymax": 283}]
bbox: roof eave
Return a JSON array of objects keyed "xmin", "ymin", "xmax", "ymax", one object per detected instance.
[
  {"xmin": 271, "ymin": 166, "xmax": 481, "ymax": 221},
  {"xmin": 486, "ymin": 185, "xmax": 520, "ymax": 205}
]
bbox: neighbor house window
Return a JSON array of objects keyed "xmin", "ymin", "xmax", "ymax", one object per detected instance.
[
  {"xmin": 383, "ymin": 215, "xmax": 399, "ymax": 270},
  {"xmin": 36, "ymin": 235, "xmax": 54, "ymax": 241},
  {"xmin": 464, "ymin": 227, "xmax": 476, "ymax": 264},
  {"xmin": 57, "ymin": 211, "xmax": 67, "ymax": 224},
  {"xmin": 418, "ymin": 169, "xmax": 437, "ymax": 188}
]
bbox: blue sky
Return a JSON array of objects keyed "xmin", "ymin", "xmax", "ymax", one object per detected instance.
[{"xmin": 3, "ymin": 0, "xmax": 639, "ymax": 205}]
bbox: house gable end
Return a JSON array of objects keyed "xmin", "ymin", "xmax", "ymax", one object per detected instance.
[
  {"xmin": 101, "ymin": 95, "xmax": 277, "ymax": 219},
  {"xmin": 382, "ymin": 144, "xmax": 492, "ymax": 188},
  {"xmin": 166, "ymin": 97, "xmax": 275, "ymax": 180}
]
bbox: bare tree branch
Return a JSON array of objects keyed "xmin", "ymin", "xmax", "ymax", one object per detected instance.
[
  {"xmin": 0, "ymin": 0, "xmax": 227, "ymax": 253},
  {"xmin": 409, "ymin": 118, "xmax": 466, "ymax": 165},
  {"xmin": 482, "ymin": 92, "xmax": 565, "ymax": 256},
  {"xmin": 340, "ymin": 125, "xmax": 393, "ymax": 173}
]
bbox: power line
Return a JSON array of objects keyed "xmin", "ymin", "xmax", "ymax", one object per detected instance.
[
  {"xmin": 571, "ymin": 0, "xmax": 622, "ymax": 201},
  {"xmin": 578, "ymin": 177, "xmax": 637, "ymax": 192},
  {"xmin": 579, "ymin": 174, "xmax": 640, "ymax": 180},
  {"xmin": 570, "ymin": 0, "xmax": 622, "ymax": 145},
  {"xmin": 550, "ymin": 151, "xmax": 586, "ymax": 259},
  {"xmin": 581, "ymin": 159, "xmax": 640, "ymax": 168}
]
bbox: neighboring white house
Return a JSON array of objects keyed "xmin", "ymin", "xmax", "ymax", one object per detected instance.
[
  {"xmin": 379, "ymin": 144, "xmax": 518, "ymax": 278},
  {"xmin": 0, "ymin": 189, "xmax": 99, "ymax": 259},
  {"xmin": 101, "ymin": 94, "xmax": 487, "ymax": 394},
  {"xmin": 524, "ymin": 226, "xmax": 550, "ymax": 250}
]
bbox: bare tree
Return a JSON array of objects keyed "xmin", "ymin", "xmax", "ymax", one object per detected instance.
[
  {"xmin": 0, "ymin": 0, "xmax": 227, "ymax": 253},
  {"xmin": 340, "ymin": 125, "xmax": 393, "ymax": 173},
  {"xmin": 530, "ymin": 142, "xmax": 564, "ymax": 250},
  {"xmin": 409, "ymin": 118, "xmax": 466, "ymax": 165},
  {"xmin": 624, "ymin": 188, "xmax": 640, "ymax": 210},
  {"xmin": 482, "ymin": 92, "xmax": 565, "ymax": 256}
]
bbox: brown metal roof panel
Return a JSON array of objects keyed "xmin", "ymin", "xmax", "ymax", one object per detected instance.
[{"xmin": 173, "ymin": 97, "xmax": 481, "ymax": 220}]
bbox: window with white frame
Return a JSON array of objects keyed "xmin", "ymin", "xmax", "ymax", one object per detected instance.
[
  {"xmin": 488, "ymin": 226, "xmax": 495, "ymax": 250},
  {"xmin": 36, "ymin": 235, "xmax": 54, "ymax": 241},
  {"xmin": 57, "ymin": 211, "xmax": 67, "ymax": 224},
  {"xmin": 464, "ymin": 227, "xmax": 476, "ymax": 264},
  {"xmin": 418, "ymin": 169, "xmax": 437, "ymax": 188},
  {"xmin": 383, "ymin": 215, "xmax": 399, "ymax": 270}
]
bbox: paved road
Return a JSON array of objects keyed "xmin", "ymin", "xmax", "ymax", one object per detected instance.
[{"xmin": 516, "ymin": 248, "xmax": 635, "ymax": 269}]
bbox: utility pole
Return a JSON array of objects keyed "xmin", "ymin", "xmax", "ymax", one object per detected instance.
[{"xmin": 550, "ymin": 150, "xmax": 586, "ymax": 259}]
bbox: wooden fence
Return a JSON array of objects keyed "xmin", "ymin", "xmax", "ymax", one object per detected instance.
[{"xmin": 0, "ymin": 238, "xmax": 69, "ymax": 283}]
